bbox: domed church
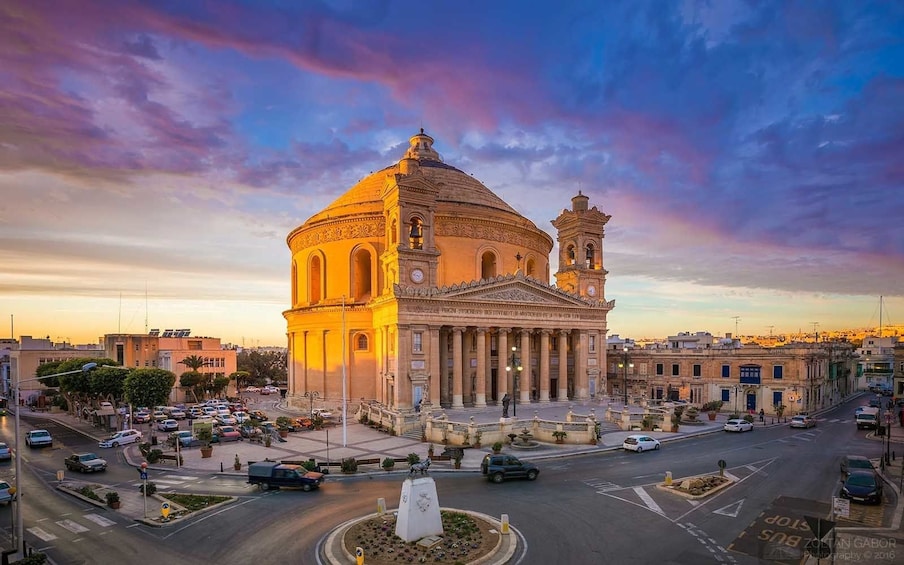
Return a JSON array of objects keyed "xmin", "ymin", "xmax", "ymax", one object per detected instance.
[{"xmin": 284, "ymin": 130, "xmax": 615, "ymax": 425}]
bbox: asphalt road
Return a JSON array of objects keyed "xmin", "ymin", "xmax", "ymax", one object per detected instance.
[{"xmin": 0, "ymin": 396, "xmax": 893, "ymax": 564}]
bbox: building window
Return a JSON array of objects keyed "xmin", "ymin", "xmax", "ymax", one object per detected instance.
[
  {"xmin": 589, "ymin": 335, "xmax": 596, "ymax": 352},
  {"xmin": 355, "ymin": 334, "xmax": 368, "ymax": 351},
  {"xmin": 490, "ymin": 335, "xmax": 497, "ymax": 355},
  {"xmin": 721, "ymin": 389, "xmax": 730, "ymax": 402},
  {"xmin": 409, "ymin": 218, "xmax": 423, "ymax": 249},
  {"xmin": 693, "ymin": 364, "xmax": 701, "ymax": 377},
  {"xmin": 721, "ymin": 364, "xmax": 730, "ymax": 378},
  {"xmin": 413, "ymin": 332, "xmax": 423, "ymax": 353},
  {"xmin": 671, "ymin": 364, "xmax": 680, "ymax": 376},
  {"xmin": 773, "ymin": 365, "xmax": 783, "ymax": 380},
  {"xmin": 740, "ymin": 365, "xmax": 762, "ymax": 385},
  {"xmin": 656, "ymin": 363, "xmax": 664, "ymax": 376}
]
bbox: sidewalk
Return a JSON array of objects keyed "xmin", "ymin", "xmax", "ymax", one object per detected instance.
[{"xmin": 19, "ymin": 399, "xmax": 772, "ymax": 524}]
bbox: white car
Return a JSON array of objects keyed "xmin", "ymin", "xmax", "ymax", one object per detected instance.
[
  {"xmin": 723, "ymin": 418, "xmax": 754, "ymax": 432},
  {"xmin": 622, "ymin": 434, "xmax": 661, "ymax": 453},
  {"xmin": 0, "ymin": 480, "xmax": 15, "ymax": 505},
  {"xmin": 233, "ymin": 411, "xmax": 249, "ymax": 423},
  {"xmin": 216, "ymin": 414, "xmax": 237, "ymax": 426},
  {"xmin": 243, "ymin": 386, "xmax": 260, "ymax": 393},
  {"xmin": 99, "ymin": 429, "xmax": 142, "ymax": 448},
  {"xmin": 25, "ymin": 429, "xmax": 53, "ymax": 448},
  {"xmin": 157, "ymin": 419, "xmax": 179, "ymax": 432}
]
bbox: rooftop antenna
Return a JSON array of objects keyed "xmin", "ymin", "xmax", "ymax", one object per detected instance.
[
  {"xmin": 118, "ymin": 292, "xmax": 122, "ymax": 333},
  {"xmin": 811, "ymin": 322, "xmax": 819, "ymax": 343},
  {"xmin": 731, "ymin": 316, "xmax": 741, "ymax": 336},
  {"xmin": 145, "ymin": 281, "xmax": 148, "ymax": 334},
  {"xmin": 767, "ymin": 325, "xmax": 775, "ymax": 337}
]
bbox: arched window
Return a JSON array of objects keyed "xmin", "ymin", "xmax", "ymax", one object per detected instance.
[
  {"xmin": 585, "ymin": 244, "xmax": 595, "ymax": 269},
  {"xmin": 291, "ymin": 261, "xmax": 298, "ymax": 305},
  {"xmin": 310, "ymin": 255, "xmax": 322, "ymax": 303},
  {"xmin": 353, "ymin": 248, "xmax": 372, "ymax": 302},
  {"xmin": 355, "ymin": 334, "xmax": 369, "ymax": 351},
  {"xmin": 409, "ymin": 218, "xmax": 423, "ymax": 249},
  {"xmin": 566, "ymin": 245, "xmax": 576, "ymax": 265},
  {"xmin": 481, "ymin": 251, "xmax": 497, "ymax": 279},
  {"xmin": 390, "ymin": 219, "xmax": 398, "ymax": 245},
  {"xmin": 526, "ymin": 258, "xmax": 536, "ymax": 277}
]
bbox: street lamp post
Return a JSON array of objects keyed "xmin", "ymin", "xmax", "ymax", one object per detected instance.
[
  {"xmin": 13, "ymin": 361, "xmax": 97, "ymax": 558},
  {"xmin": 506, "ymin": 346, "xmax": 523, "ymax": 417},
  {"xmin": 618, "ymin": 347, "xmax": 633, "ymax": 406},
  {"xmin": 304, "ymin": 391, "xmax": 321, "ymax": 419}
]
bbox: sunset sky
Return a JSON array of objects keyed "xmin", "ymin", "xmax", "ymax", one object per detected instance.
[{"xmin": 1, "ymin": 1, "xmax": 902, "ymax": 347}]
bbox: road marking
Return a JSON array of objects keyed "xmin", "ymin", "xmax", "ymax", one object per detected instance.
[
  {"xmin": 586, "ymin": 479, "xmax": 621, "ymax": 492},
  {"xmin": 633, "ymin": 486, "xmax": 664, "ymax": 515},
  {"xmin": 722, "ymin": 471, "xmax": 740, "ymax": 482},
  {"xmin": 27, "ymin": 527, "xmax": 57, "ymax": 541},
  {"xmin": 745, "ymin": 465, "xmax": 758, "ymax": 473},
  {"xmin": 160, "ymin": 475, "xmax": 199, "ymax": 481},
  {"xmin": 83, "ymin": 514, "xmax": 116, "ymax": 527},
  {"xmin": 150, "ymin": 479, "xmax": 187, "ymax": 485},
  {"xmin": 713, "ymin": 499, "xmax": 745, "ymax": 517},
  {"xmin": 56, "ymin": 519, "xmax": 89, "ymax": 534}
]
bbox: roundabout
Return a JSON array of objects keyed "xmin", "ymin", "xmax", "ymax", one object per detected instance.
[{"xmin": 320, "ymin": 508, "xmax": 520, "ymax": 564}]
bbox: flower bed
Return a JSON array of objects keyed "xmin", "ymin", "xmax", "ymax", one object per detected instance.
[{"xmin": 658, "ymin": 474, "xmax": 733, "ymax": 499}]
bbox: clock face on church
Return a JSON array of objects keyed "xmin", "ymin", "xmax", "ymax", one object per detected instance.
[
  {"xmin": 410, "ymin": 268, "xmax": 425, "ymax": 283},
  {"xmin": 587, "ymin": 285, "xmax": 596, "ymax": 296}
]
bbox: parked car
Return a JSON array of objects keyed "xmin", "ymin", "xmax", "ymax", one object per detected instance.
[
  {"xmin": 724, "ymin": 419, "xmax": 753, "ymax": 433},
  {"xmin": 0, "ymin": 442, "xmax": 11, "ymax": 461},
  {"xmin": 841, "ymin": 455, "xmax": 875, "ymax": 478},
  {"xmin": 868, "ymin": 397, "xmax": 882, "ymax": 408},
  {"xmin": 170, "ymin": 430, "xmax": 199, "ymax": 448},
  {"xmin": 157, "ymin": 419, "xmax": 179, "ymax": 432},
  {"xmin": 99, "ymin": 429, "xmax": 142, "ymax": 448},
  {"xmin": 790, "ymin": 415, "xmax": 817, "ymax": 429},
  {"xmin": 243, "ymin": 386, "xmax": 260, "ymax": 393},
  {"xmin": 622, "ymin": 435, "xmax": 660, "ymax": 453},
  {"xmin": 215, "ymin": 426, "xmax": 241, "ymax": 442},
  {"xmin": 64, "ymin": 452, "xmax": 108, "ymax": 473},
  {"xmin": 840, "ymin": 470, "xmax": 883, "ymax": 504},
  {"xmin": 247, "ymin": 461, "xmax": 324, "ymax": 491},
  {"xmin": 216, "ymin": 414, "xmax": 237, "ymax": 426},
  {"xmin": 480, "ymin": 454, "xmax": 539, "ymax": 483},
  {"xmin": 0, "ymin": 480, "xmax": 15, "ymax": 505},
  {"xmin": 133, "ymin": 411, "xmax": 151, "ymax": 423},
  {"xmin": 25, "ymin": 429, "xmax": 53, "ymax": 448},
  {"xmin": 233, "ymin": 411, "xmax": 249, "ymax": 424},
  {"xmin": 168, "ymin": 408, "xmax": 187, "ymax": 420},
  {"xmin": 152, "ymin": 410, "xmax": 168, "ymax": 421}
]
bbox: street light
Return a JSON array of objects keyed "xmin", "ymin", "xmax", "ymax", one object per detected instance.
[
  {"xmin": 304, "ymin": 391, "xmax": 320, "ymax": 419},
  {"xmin": 617, "ymin": 347, "xmax": 633, "ymax": 406},
  {"xmin": 506, "ymin": 346, "xmax": 523, "ymax": 417},
  {"xmin": 13, "ymin": 361, "xmax": 97, "ymax": 558}
]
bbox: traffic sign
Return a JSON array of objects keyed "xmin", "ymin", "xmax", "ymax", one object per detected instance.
[
  {"xmin": 718, "ymin": 459, "xmax": 727, "ymax": 469},
  {"xmin": 804, "ymin": 515, "xmax": 835, "ymax": 540},
  {"xmin": 832, "ymin": 497, "xmax": 850, "ymax": 519},
  {"xmin": 161, "ymin": 502, "xmax": 170, "ymax": 519},
  {"xmin": 140, "ymin": 471, "xmax": 148, "ymax": 480}
]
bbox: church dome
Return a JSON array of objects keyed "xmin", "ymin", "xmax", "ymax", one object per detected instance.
[{"xmin": 301, "ymin": 130, "xmax": 541, "ymax": 232}]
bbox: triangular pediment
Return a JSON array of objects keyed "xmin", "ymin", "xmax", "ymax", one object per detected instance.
[{"xmin": 396, "ymin": 272, "xmax": 596, "ymax": 307}]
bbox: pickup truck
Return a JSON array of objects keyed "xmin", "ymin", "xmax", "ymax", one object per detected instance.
[
  {"xmin": 856, "ymin": 407, "xmax": 880, "ymax": 430},
  {"xmin": 247, "ymin": 461, "xmax": 324, "ymax": 492}
]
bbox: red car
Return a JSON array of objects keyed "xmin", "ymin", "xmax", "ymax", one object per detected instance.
[{"xmin": 216, "ymin": 426, "xmax": 241, "ymax": 442}]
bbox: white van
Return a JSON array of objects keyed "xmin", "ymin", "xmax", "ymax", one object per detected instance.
[{"xmin": 855, "ymin": 407, "xmax": 880, "ymax": 430}]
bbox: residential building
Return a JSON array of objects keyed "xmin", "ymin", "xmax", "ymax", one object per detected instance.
[
  {"xmin": 7, "ymin": 336, "xmax": 104, "ymax": 403},
  {"xmin": 855, "ymin": 335, "xmax": 898, "ymax": 391}
]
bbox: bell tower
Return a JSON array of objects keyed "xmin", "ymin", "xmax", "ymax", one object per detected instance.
[
  {"xmin": 551, "ymin": 191, "xmax": 611, "ymax": 299},
  {"xmin": 380, "ymin": 130, "xmax": 441, "ymax": 292}
]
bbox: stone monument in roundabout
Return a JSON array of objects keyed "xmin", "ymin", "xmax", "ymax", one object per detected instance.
[{"xmin": 320, "ymin": 457, "xmax": 520, "ymax": 564}]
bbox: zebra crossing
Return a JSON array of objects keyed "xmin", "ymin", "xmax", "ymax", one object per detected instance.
[{"xmin": 27, "ymin": 512, "xmax": 116, "ymax": 542}]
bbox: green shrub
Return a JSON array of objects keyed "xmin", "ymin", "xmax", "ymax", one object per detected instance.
[
  {"xmin": 302, "ymin": 459, "xmax": 318, "ymax": 471},
  {"xmin": 19, "ymin": 552, "xmax": 47, "ymax": 564},
  {"xmin": 105, "ymin": 491, "xmax": 120, "ymax": 504},
  {"xmin": 382, "ymin": 457, "xmax": 395, "ymax": 470},
  {"xmin": 76, "ymin": 486, "xmax": 102, "ymax": 502},
  {"xmin": 146, "ymin": 449, "xmax": 162, "ymax": 464},
  {"xmin": 340, "ymin": 457, "xmax": 358, "ymax": 473},
  {"xmin": 406, "ymin": 453, "xmax": 421, "ymax": 465},
  {"xmin": 743, "ymin": 414, "xmax": 755, "ymax": 423},
  {"xmin": 139, "ymin": 481, "xmax": 157, "ymax": 496}
]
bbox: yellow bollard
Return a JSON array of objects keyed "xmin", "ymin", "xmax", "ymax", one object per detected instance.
[
  {"xmin": 665, "ymin": 471, "xmax": 673, "ymax": 486},
  {"xmin": 377, "ymin": 497, "xmax": 386, "ymax": 515},
  {"xmin": 356, "ymin": 546, "xmax": 365, "ymax": 565},
  {"xmin": 500, "ymin": 514, "xmax": 510, "ymax": 535}
]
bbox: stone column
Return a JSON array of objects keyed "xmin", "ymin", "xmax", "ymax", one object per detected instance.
[
  {"xmin": 558, "ymin": 330, "xmax": 569, "ymax": 400},
  {"xmin": 428, "ymin": 326, "xmax": 441, "ymax": 407},
  {"xmin": 539, "ymin": 330, "xmax": 551, "ymax": 402},
  {"xmin": 574, "ymin": 330, "xmax": 587, "ymax": 400},
  {"xmin": 497, "ymin": 328, "xmax": 510, "ymax": 397},
  {"xmin": 475, "ymin": 328, "xmax": 487, "ymax": 407},
  {"xmin": 519, "ymin": 329, "xmax": 531, "ymax": 405},
  {"xmin": 452, "ymin": 327, "xmax": 464, "ymax": 409},
  {"xmin": 439, "ymin": 328, "xmax": 448, "ymax": 406}
]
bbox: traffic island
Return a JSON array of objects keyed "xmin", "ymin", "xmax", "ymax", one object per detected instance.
[
  {"xmin": 657, "ymin": 474, "xmax": 734, "ymax": 499},
  {"xmin": 321, "ymin": 508, "xmax": 518, "ymax": 565}
]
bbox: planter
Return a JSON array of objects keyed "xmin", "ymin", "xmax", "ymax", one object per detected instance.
[
  {"xmin": 278, "ymin": 430, "xmax": 289, "ymax": 439},
  {"xmin": 200, "ymin": 446, "xmax": 213, "ymax": 458},
  {"xmin": 707, "ymin": 412, "xmax": 717, "ymax": 421},
  {"xmin": 234, "ymin": 464, "xmax": 242, "ymax": 471},
  {"xmin": 108, "ymin": 501, "xmax": 121, "ymax": 509}
]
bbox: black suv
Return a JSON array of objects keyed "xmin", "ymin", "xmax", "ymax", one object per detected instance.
[{"xmin": 480, "ymin": 453, "xmax": 539, "ymax": 483}]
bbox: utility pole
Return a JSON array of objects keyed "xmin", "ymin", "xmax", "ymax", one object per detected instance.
[
  {"xmin": 811, "ymin": 322, "xmax": 819, "ymax": 343},
  {"xmin": 731, "ymin": 316, "xmax": 741, "ymax": 337},
  {"xmin": 767, "ymin": 325, "xmax": 774, "ymax": 337}
]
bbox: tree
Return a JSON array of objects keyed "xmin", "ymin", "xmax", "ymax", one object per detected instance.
[
  {"xmin": 229, "ymin": 371, "xmax": 251, "ymax": 392},
  {"xmin": 123, "ymin": 369, "xmax": 176, "ymax": 409},
  {"xmin": 211, "ymin": 375, "xmax": 230, "ymax": 397},
  {"xmin": 180, "ymin": 371, "xmax": 203, "ymax": 403},
  {"xmin": 237, "ymin": 350, "xmax": 287, "ymax": 385},
  {"xmin": 88, "ymin": 366, "xmax": 127, "ymax": 402},
  {"xmin": 181, "ymin": 355, "xmax": 209, "ymax": 373}
]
